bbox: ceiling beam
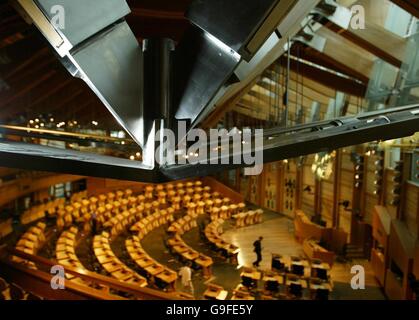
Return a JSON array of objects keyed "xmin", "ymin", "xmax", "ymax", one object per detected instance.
[
  {"xmin": 291, "ymin": 43, "xmax": 369, "ymax": 83},
  {"xmin": 390, "ymin": 0, "xmax": 419, "ymax": 18},
  {"xmin": 313, "ymin": 26, "xmax": 376, "ymax": 79},
  {"xmin": 278, "ymin": 56, "xmax": 367, "ymax": 97},
  {"xmin": 0, "ymin": 70, "xmax": 56, "ymax": 114},
  {"xmin": 320, "ymin": 19, "xmax": 406, "ymax": 68}
]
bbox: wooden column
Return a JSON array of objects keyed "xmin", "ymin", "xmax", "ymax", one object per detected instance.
[
  {"xmin": 277, "ymin": 163, "xmax": 284, "ymax": 213},
  {"xmin": 314, "ymin": 178, "xmax": 322, "ymax": 218},
  {"xmin": 332, "ymin": 150, "xmax": 342, "ymax": 228},
  {"xmin": 258, "ymin": 165, "xmax": 266, "ymax": 207},
  {"xmin": 398, "ymin": 152, "xmax": 412, "ymax": 220},
  {"xmin": 295, "ymin": 163, "xmax": 304, "ymax": 210}
]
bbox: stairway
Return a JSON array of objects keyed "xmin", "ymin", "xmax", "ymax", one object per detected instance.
[{"xmin": 345, "ymin": 244, "xmax": 366, "ymax": 260}]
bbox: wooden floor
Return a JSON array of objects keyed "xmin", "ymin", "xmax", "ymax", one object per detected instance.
[{"xmin": 222, "ymin": 212, "xmax": 386, "ymax": 300}]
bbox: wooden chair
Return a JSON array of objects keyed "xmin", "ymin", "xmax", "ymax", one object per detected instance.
[
  {"xmin": 237, "ymin": 202, "xmax": 246, "ymax": 213},
  {"xmin": 255, "ymin": 209, "xmax": 263, "ymax": 224},
  {"xmin": 145, "ymin": 186, "xmax": 154, "ymax": 200},
  {"xmin": 220, "ymin": 206, "xmax": 229, "ymax": 220},
  {"xmin": 196, "ymin": 201, "xmax": 205, "ymax": 215}
]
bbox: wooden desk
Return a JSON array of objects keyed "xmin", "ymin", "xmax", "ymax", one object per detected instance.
[
  {"xmin": 94, "ymin": 248, "xmax": 107, "ymax": 257},
  {"xmin": 231, "ymin": 292, "xmax": 255, "ymax": 300},
  {"xmin": 241, "ymin": 270, "xmax": 261, "ymax": 281},
  {"xmin": 195, "ymin": 256, "xmax": 213, "ymax": 278},
  {"xmin": 172, "ymin": 245, "xmax": 188, "ymax": 254},
  {"xmin": 167, "ymin": 237, "xmax": 183, "ymax": 247},
  {"xmin": 167, "ymin": 223, "xmax": 181, "ymax": 233},
  {"xmin": 286, "ymin": 278, "xmax": 308, "ymax": 289},
  {"xmin": 103, "ymin": 262, "xmax": 122, "ymax": 273},
  {"xmin": 128, "ymin": 252, "xmax": 146, "ymax": 261},
  {"xmin": 112, "ymin": 269, "xmax": 134, "ymax": 282},
  {"xmin": 97, "ymin": 255, "xmax": 115, "ymax": 264},
  {"xmin": 311, "ymin": 262, "xmax": 330, "ymax": 271},
  {"xmin": 309, "ymin": 282, "xmax": 332, "ymax": 299},
  {"xmin": 263, "ymin": 274, "xmax": 285, "ymax": 285},
  {"xmin": 181, "ymin": 250, "xmax": 199, "ymax": 261},
  {"xmin": 135, "ymin": 257, "xmax": 154, "ymax": 269},
  {"xmin": 204, "ymin": 287, "xmax": 228, "ymax": 300},
  {"xmin": 56, "ymin": 243, "xmax": 66, "ymax": 252},
  {"xmin": 144, "ymin": 264, "xmax": 165, "ymax": 277},
  {"xmin": 126, "ymin": 245, "xmax": 137, "ymax": 255},
  {"xmin": 155, "ymin": 269, "xmax": 177, "ymax": 291},
  {"xmin": 127, "ymin": 275, "xmax": 148, "ymax": 288},
  {"xmin": 309, "ymin": 282, "xmax": 332, "ymax": 291},
  {"xmin": 56, "ymin": 251, "xmax": 68, "ymax": 260}
]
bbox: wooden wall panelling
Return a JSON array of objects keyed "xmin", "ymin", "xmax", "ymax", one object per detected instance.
[
  {"xmin": 277, "ymin": 162, "xmax": 285, "ymax": 214},
  {"xmin": 371, "ymin": 206, "xmax": 391, "ymax": 286},
  {"xmin": 404, "ymin": 181, "xmax": 419, "ymax": 238},
  {"xmin": 283, "ymin": 161, "xmax": 297, "ymax": 218},
  {"xmin": 263, "ymin": 163, "xmax": 278, "ymax": 211},
  {"xmin": 301, "ymin": 155, "xmax": 315, "ymax": 217},
  {"xmin": 414, "ymin": 241, "xmax": 419, "ymax": 279},
  {"xmin": 0, "ymin": 173, "xmax": 85, "ymax": 208},
  {"xmin": 339, "ymin": 152, "xmax": 354, "ymax": 236},
  {"xmin": 332, "ymin": 150, "xmax": 342, "ymax": 228},
  {"xmin": 320, "ymin": 176, "xmax": 334, "ymax": 228},
  {"xmin": 385, "ymin": 219, "xmax": 415, "ymax": 300}
]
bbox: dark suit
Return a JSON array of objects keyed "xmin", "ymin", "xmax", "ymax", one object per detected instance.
[{"xmin": 253, "ymin": 240, "xmax": 262, "ymax": 267}]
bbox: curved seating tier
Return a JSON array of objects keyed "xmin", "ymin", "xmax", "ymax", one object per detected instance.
[
  {"xmin": 204, "ymin": 219, "xmax": 240, "ymax": 264},
  {"xmin": 126, "ymin": 236, "xmax": 177, "ymax": 291},
  {"xmin": 13, "ymin": 222, "xmax": 47, "ymax": 269},
  {"xmin": 93, "ymin": 231, "xmax": 147, "ymax": 287},
  {"xmin": 4, "ymin": 180, "xmax": 249, "ymax": 298},
  {"xmin": 127, "ymin": 208, "xmax": 177, "ymax": 289},
  {"xmin": 167, "ymin": 202, "xmax": 215, "ymax": 278},
  {"xmin": 56, "ymin": 226, "xmax": 91, "ymax": 286}
]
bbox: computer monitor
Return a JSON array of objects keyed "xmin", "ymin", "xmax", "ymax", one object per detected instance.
[
  {"xmin": 291, "ymin": 264, "xmax": 305, "ymax": 276},
  {"xmin": 316, "ymin": 268, "xmax": 328, "ymax": 280}
]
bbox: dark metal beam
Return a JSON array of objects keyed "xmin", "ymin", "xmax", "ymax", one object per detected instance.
[
  {"xmin": 390, "ymin": 0, "xmax": 419, "ymax": 18},
  {"xmin": 0, "ymin": 105, "xmax": 417, "ymax": 182}
]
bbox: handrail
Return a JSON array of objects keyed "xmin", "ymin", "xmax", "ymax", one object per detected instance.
[
  {"xmin": 0, "ymin": 124, "xmax": 133, "ymax": 144},
  {"xmin": 1, "ymin": 247, "xmax": 191, "ymax": 300},
  {"xmin": 0, "ymin": 256, "xmax": 126, "ymax": 300}
]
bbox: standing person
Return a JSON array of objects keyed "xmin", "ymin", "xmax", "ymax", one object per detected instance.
[
  {"xmin": 253, "ymin": 236, "xmax": 263, "ymax": 267},
  {"xmin": 178, "ymin": 262, "xmax": 194, "ymax": 296},
  {"xmin": 91, "ymin": 212, "xmax": 97, "ymax": 235}
]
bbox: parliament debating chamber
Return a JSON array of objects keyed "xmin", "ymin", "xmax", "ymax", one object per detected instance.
[{"xmin": 0, "ymin": 0, "xmax": 418, "ymax": 302}]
